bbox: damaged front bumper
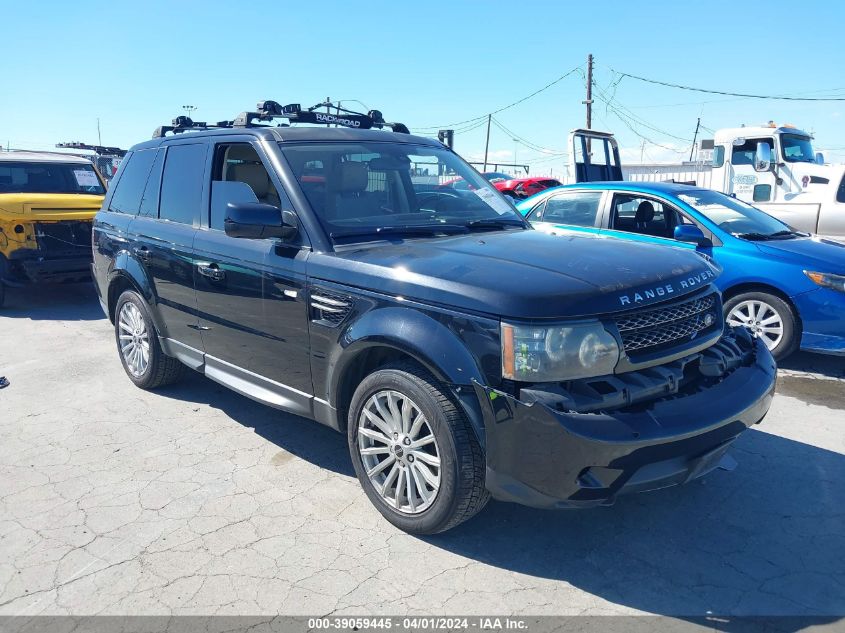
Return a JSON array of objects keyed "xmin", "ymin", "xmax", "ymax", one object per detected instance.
[{"xmin": 474, "ymin": 327, "xmax": 777, "ymax": 508}]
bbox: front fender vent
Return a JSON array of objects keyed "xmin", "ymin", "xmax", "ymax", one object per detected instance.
[{"xmin": 310, "ymin": 291, "xmax": 353, "ymax": 327}]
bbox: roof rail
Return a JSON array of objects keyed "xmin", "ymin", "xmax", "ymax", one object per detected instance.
[
  {"xmin": 152, "ymin": 116, "xmax": 234, "ymax": 139},
  {"xmin": 56, "ymin": 142, "xmax": 127, "ymax": 157},
  {"xmin": 232, "ymin": 100, "xmax": 410, "ymax": 134}
]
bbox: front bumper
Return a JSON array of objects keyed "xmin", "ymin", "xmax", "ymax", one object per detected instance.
[
  {"xmin": 474, "ymin": 328, "xmax": 776, "ymax": 508},
  {"xmin": 793, "ymin": 287, "xmax": 845, "ymax": 356},
  {"xmin": 4, "ymin": 250, "xmax": 92, "ymax": 285}
]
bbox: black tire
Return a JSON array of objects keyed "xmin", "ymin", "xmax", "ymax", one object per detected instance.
[
  {"xmin": 114, "ymin": 290, "xmax": 185, "ymax": 389},
  {"xmin": 723, "ymin": 291, "xmax": 798, "ymax": 361},
  {"xmin": 348, "ymin": 362, "xmax": 489, "ymax": 534}
]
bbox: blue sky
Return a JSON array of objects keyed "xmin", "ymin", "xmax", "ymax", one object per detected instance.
[{"xmin": 4, "ymin": 0, "xmax": 845, "ymax": 176}]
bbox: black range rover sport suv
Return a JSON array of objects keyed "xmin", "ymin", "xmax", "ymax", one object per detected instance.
[{"xmin": 92, "ymin": 102, "xmax": 776, "ymax": 534}]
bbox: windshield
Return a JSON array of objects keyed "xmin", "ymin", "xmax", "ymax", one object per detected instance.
[
  {"xmin": 280, "ymin": 142, "xmax": 525, "ymax": 240},
  {"xmin": 677, "ymin": 189, "xmax": 797, "ymax": 239},
  {"xmin": 781, "ymin": 134, "xmax": 816, "ymax": 163},
  {"xmin": 0, "ymin": 161, "xmax": 105, "ymax": 195}
]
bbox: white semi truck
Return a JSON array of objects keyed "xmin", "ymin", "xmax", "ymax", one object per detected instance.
[{"xmin": 568, "ymin": 125, "xmax": 845, "ymax": 242}]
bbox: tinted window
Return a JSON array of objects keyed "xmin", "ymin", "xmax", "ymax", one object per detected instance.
[
  {"xmin": 109, "ymin": 150, "xmax": 157, "ymax": 214},
  {"xmin": 611, "ymin": 194, "xmax": 674, "ymax": 238},
  {"xmin": 0, "ymin": 161, "xmax": 105, "ymax": 196},
  {"xmin": 712, "ymin": 146, "xmax": 725, "ymax": 168},
  {"xmin": 541, "ymin": 192, "xmax": 603, "ymax": 227},
  {"xmin": 138, "ymin": 149, "xmax": 164, "ymax": 218},
  {"xmin": 781, "ymin": 134, "xmax": 816, "ymax": 163},
  {"xmin": 731, "ymin": 138, "xmax": 773, "ymax": 166},
  {"xmin": 159, "ymin": 144, "xmax": 207, "ymax": 225},
  {"xmin": 753, "ymin": 184, "xmax": 772, "ymax": 202}
]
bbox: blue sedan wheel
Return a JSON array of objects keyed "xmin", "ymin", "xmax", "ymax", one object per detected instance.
[{"xmin": 724, "ymin": 292, "xmax": 798, "ymax": 361}]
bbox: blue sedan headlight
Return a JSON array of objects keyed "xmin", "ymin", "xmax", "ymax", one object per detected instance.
[{"xmin": 805, "ymin": 271, "xmax": 845, "ymax": 293}]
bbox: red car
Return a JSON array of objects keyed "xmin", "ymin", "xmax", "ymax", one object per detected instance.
[{"xmin": 441, "ymin": 172, "xmax": 561, "ymax": 199}]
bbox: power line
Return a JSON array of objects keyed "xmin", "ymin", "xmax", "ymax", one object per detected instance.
[
  {"xmin": 413, "ymin": 65, "xmax": 582, "ymax": 131},
  {"xmin": 609, "ymin": 68, "xmax": 845, "ymax": 101},
  {"xmin": 490, "ymin": 117, "xmax": 567, "ymax": 156}
]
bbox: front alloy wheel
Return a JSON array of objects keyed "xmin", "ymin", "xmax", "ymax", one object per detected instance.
[
  {"xmin": 723, "ymin": 291, "xmax": 798, "ymax": 361},
  {"xmin": 357, "ymin": 390, "xmax": 441, "ymax": 514},
  {"xmin": 348, "ymin": 363, "xmax": 489, "ymax": 534},
  {"xmin": 726, "ymin": 299, "xmax": 784, "ymax": 351}
]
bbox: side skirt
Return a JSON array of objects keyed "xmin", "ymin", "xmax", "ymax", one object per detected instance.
[{"xmin": 159, "ymin": 337, "xmax": 341, "ymax": 431}]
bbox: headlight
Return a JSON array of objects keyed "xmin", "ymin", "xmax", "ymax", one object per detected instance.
[
  {"xmin": 805, "ymin": 271, "xmax": 845, "ymax": 293},
  {"xmin": 501, "ymin": 320, "xmax": 620, "ymax": 382}
]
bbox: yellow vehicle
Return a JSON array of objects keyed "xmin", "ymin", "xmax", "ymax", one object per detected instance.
[{"xmin": 0, "ymin": 151, "xmax": 106, "ymax": 307}]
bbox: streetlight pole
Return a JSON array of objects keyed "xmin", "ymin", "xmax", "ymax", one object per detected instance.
[
  {"xmin": 513, "ymin": 138, "xmax": 518, "ymax": 173},
  {"xmin": 182, "ymin": 105, "xmax": 196, "ymax": 120}
]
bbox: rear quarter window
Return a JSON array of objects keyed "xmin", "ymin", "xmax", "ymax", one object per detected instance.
[{"xmin": 108, "ymin": 149, "xmax": 158, "ymax": 214}]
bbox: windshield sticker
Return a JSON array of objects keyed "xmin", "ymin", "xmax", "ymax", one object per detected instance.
[
  {"xmin": 473, "ymin": 187, "xmax": 514, "ymax": 215},
  {"xmin": 73, "ymin": 169, "xmax": 99, "ymax": 187}
]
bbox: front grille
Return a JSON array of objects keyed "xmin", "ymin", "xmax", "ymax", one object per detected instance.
[
  {"xmin": 310, "ymin": 291, "xmax": 353, "ymax": 327},
  {"xmin": 34, "ymin": 221, "xmax": 92, "ymax": 257},
  {"xmin": 615, "ymin": 292, "xmax": 721, "ymax": 356}
]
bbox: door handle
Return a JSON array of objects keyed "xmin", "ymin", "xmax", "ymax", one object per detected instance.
[
  {"xmin": 197, "ymin": 262, "xmax": 226, "ymax": 282},
  {"xmin": 135, "ymin": 246, "xmax": 151, "ymax": 263}
]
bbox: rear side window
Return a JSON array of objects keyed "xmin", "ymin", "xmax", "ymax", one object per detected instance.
[
  {"xmin": 138, "ymin": 149, "xmax": 165, "ymax": 218},
  {"xmin": 109, "ymin": 149, "xmax": 157, "ymax": 214},
  {"xmin": 159, "ymin": 144, "xmax": 207, "ymax": 225},
  {"xmin": 539, "ymin": 191, "xmax": 603, "ymax": 227}
]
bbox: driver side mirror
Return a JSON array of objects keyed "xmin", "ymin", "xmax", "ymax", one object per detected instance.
[
  {"xmin": 674, "ymin": 224, "xmax": 711, "ymax": 247},
  {"xmin": 815, "ymin": 152, "xmax": 825, "ymax": 165},
  {"xmin": 224, "ymin": 202, "xmax": 298, "ymax": 240},
  {"xmin": 754, "ymin": 142, "xmax": 772, "ymax": 172}
]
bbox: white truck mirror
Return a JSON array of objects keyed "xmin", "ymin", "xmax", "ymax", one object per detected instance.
[
  {"xmin": 815, "ymin": 152, "xmax": 825, "ymax": 165},
  {"xmin": 755, "ymin": 142, "xmax": 772, "ymax": 172}
]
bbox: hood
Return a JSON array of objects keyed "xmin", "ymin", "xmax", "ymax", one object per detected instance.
[
  {"xmin": 755, "ymin": 236, "xmax": 845, "ymax": 272},
  {"xmin": 311, "ymin": 230, "xmax": 719, "ymax": 320},
  {"xmin": 0, "ymin": 193, "xmax": 103, "ymax": 221}
]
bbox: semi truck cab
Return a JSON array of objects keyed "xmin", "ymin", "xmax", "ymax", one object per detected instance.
[{"xmin": 710, "ymin": 124, "xmax": 845, "ymax": 242}]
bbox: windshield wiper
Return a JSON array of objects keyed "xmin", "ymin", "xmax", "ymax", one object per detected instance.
[
  {"xmin": 736, "ymin": 232, "xmax": 775, "ymax": 241},
  {"xmin": 737, "ymin": 229, "xmax": 801, "ymax": 241},
  {"xmin": 464, "ymin": 218, "xmax": 526, "ymax": 231},
  {"xmin": 330, "ymin": 224, "xmax": 469, "ymax": 239}
]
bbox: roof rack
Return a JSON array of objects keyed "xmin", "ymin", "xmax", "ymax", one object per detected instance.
[
  {"xmin": 152, "ymin": 116, "xmax": 234, "ymax": 139},
  {"xmin": 232, "ymin": 100, "xmax": 410, "ymax": 134},
  {"xmin": 56, "ymin": 142, "xmax": 127, "ymax": 157}
]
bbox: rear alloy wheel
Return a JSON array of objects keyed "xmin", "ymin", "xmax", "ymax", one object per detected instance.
[
  {"xmin": 114, "ymin": 290, "xmax": 186, "ymax": 389},
  {"xmin": 724, "ymin": 292, "xmax": 798, "ymax": 360},
  {"xmin": 348, "ymin": 363, "xmax": 489, "ymax": 534}
]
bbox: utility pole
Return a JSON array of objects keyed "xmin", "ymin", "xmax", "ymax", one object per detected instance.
[
  {"xmin": 584, "ymin": 54, "xmax": 593, "ymax": 130},
  {"xmin": 689, "ymin": 117, "xmax": 701, "ymax": 162},
  {"xmin": 483, "ymin": 114, "xmax": 491, "ymax": 171}
]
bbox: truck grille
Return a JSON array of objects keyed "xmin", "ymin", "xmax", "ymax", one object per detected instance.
[
  {"xmin": 615, "ymin": 292, "xmax": 721, "ymax": 355},
  {"xmin": 35, "ymin": 221, "xmax": 92, "ymax": 257}
]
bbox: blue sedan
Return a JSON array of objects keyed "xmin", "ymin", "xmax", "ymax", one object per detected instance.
[{"xmin": 516, "ymin": 182, "xmax": 845, "ymax": 360}]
